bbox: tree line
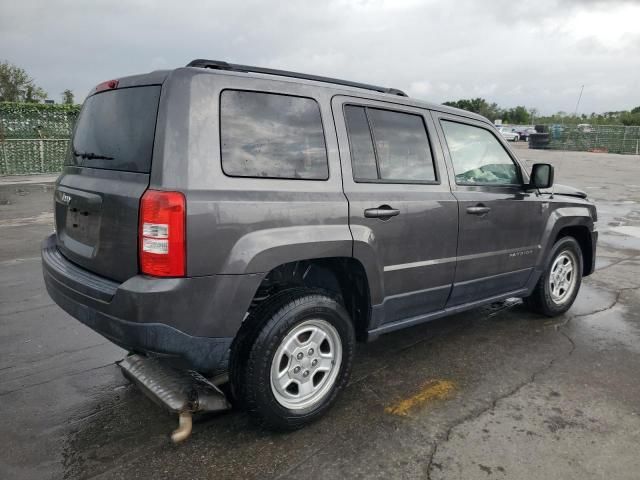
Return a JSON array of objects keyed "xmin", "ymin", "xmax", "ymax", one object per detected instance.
[
  {"xmin": 1, "ymin": 60, "xmax": 75, "ymax": 105},
  {"xmin": 443, "ymin": 97, "xmax": 640, "ymax": 126}
]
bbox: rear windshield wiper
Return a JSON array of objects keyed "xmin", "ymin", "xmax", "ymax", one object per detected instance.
[{"xmin": 73, "ymin": 149, "xmax": 114, "ymax": 160}]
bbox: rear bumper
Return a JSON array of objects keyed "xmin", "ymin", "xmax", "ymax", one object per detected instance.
[{"xmin": 41, "ymin": 234, "xmax": 264, "ymax": 373}]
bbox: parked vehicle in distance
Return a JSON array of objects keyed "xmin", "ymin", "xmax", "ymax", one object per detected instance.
[
  {"xmin": 577, "ymin": 123, "xmax": 595, "ymax": 133},
  {"xmin": 496, "ymin": 125, "xmax": 520, "ymax": 141},
  {"xmin": 42, "ymin": 60, "xmax": 598, "ymax": 438},
  {"xmin": 514, "ymin": 126, "xmax": 537, "ymax": 141}
]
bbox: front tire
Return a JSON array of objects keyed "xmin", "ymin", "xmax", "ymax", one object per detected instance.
[
  {"xmin": 524, "ymin": 236, "xmax": 583, "ymax": 316},
  {"xmin": 231, "ymin": 289, "xmax": 355, "ymax": 430}
]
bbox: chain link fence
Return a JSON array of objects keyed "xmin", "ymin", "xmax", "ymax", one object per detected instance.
[
  {"xmin": 0, "ymin": 102, "xmax": 79, "ymax": 175},
  {"xmin": 536, "ymin": 124, "xmax": 640, "ymax": 155},
  {"xmin": 0, "ymin": 139, "xmax": 70, "ymax": 175}
]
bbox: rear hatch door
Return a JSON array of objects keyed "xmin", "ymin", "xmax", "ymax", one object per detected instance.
[{"xmin": 55, "ymin": 84, "xmax": 161, "ymax": 282}]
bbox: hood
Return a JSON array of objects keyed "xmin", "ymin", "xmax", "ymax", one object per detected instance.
[{"xmin": 540, "ymin": 183, "xmax": 588, "ymax": 199}]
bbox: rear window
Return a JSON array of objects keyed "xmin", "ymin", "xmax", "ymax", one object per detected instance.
[
  {"xmin": 66, "ymin": 86, "xmax": 161, "ymax": 173},
  {"xmin": 220, "ymin": 90, "xmax": 328, "ymax": 180}
]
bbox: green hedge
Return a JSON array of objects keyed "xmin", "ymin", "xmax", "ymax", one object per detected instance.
[
  {"xmin": 0, "ymin": 102, "xmax": 78, "ymax": 175},
  {"xmin": 0, "ymin": 139, "xmax": 69, "ymax": 175},
  {"xmin": 0, "ymin": 102, "xmax": 80, "ymax": 140}
]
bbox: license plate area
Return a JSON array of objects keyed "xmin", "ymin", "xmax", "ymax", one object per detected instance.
[
  {"xmin": 56, "ymin": 187, "xmax": 102, "ymax": 258},
  {"xmin": 66, "ymin": 206, "xmax": 95, "ymax": 242}
]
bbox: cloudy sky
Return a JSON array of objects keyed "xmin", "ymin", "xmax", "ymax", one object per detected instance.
[{"xmin": 1, "ymin": 0, "xmax": 639, "ymax": 114}]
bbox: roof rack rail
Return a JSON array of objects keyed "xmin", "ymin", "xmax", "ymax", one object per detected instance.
[{"xmin": 185, "ymin": 59, "xmax": 408, "ymax": 97}]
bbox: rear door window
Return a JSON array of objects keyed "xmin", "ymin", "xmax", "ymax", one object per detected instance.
[
  {"xmin": 344, "ymin": 105, "xmax": 436, "ymax": 183},
  {"xmin": 344, "ymin": 105, "xmax": 378, "ymax": 180},
  {"xmin": 220, "ymin": 90, "xmax": 328, "ymax": 180},
  {"xmin": 68, "ymin": 86, "xmax": 161, "ymax": 173}
]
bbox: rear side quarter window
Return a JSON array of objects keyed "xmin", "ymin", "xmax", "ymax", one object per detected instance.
[{"xmin": 220, "ymin": 90, "xmax": 329, "ymax": 180}]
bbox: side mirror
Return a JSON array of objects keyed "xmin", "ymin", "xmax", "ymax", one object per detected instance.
[{"xmin": 529, "ymin": 163, "xmax": 554, "ymax": 189}]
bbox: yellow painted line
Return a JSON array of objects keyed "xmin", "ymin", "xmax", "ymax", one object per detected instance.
[{"xmin": 385, "ymin": 379, "xmax": 455, "ymax": 417}]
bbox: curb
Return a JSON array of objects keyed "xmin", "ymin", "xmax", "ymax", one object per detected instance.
[{"xmin": 0, "ymin": 174, "xmax": 59, "ymax": 186}]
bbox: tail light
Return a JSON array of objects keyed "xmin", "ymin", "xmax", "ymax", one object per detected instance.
[{"xmin": 139, "ymin": 190, "xmax": 186, "ymax": 277}]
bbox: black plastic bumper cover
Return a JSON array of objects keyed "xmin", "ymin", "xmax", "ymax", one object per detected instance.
[{"xmin": 41, "ymin": 234, "xmax": 238, "ymax": 373}]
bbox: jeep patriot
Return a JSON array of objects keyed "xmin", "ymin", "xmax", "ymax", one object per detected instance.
[{"xmin": 42, "ymin": 59, "xmax": 597, "ymax": 434}]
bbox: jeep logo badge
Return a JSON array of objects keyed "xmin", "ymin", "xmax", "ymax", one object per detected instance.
[{"xmin": 61, "ymin": 193, "xmax": 71, "ymax": 204}]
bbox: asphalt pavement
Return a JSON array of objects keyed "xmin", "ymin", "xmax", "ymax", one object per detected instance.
[{"xmin": 1, "ymin": 144, "xmax": 639, "ymax": 479}]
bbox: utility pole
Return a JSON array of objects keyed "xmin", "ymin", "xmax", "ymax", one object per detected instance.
[{"xmin": 573, "ymin": 85, "xmax": 584, "ymax": 119}]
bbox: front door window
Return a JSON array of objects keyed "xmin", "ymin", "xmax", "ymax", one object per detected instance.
[{"xmin": 440, "ymin": 121, "xmax": 520, "ymax": 186}]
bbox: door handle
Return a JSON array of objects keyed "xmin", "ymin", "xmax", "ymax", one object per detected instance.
[
  {"xmin": 466, "ymin": 205, "xmax": 491, "ymax": 215},
  {"xmin": 364, "ymin": 206, "xmax": 400, "ymax": 219}
]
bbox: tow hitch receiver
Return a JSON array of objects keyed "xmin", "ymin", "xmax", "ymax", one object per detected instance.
[{"xmin": 118, "ymin": 354, "xmax": 231, "ymax": 443}]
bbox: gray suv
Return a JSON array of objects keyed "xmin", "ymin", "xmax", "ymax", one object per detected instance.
[{"xmin": 42, "ymin": 59, "xmax": 597, "ymax": 432}]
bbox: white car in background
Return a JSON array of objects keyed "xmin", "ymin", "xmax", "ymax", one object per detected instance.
[{"xmin": 495, "ymin": 126, "xmax": 520, "ymax": 142}]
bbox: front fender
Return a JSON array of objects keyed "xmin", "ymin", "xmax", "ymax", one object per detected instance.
[
  {"xmin": 537, "ymin": 205, "xmax": 595, "ymax": 269},
  {"xmin": 219, "ymin": 225, "xmax": 353, "ymax": 274}
]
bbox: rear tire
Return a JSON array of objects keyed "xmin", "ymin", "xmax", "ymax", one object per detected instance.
[
  {"xmin": 230, "ymin": 288, "xmax": 355, "ymax": 430},
  {"xmin": 524, "ymin": 236, "xmax": 583, "ymax": 316}
]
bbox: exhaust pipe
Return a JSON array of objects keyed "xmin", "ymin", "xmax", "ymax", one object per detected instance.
[
  {"xmin": 118, "ymin": 354, "xmax": 231, "ymax": 442},
  {"xmin": 171, "ymin": 412, "xmax": 193, "ymax": 443}
]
